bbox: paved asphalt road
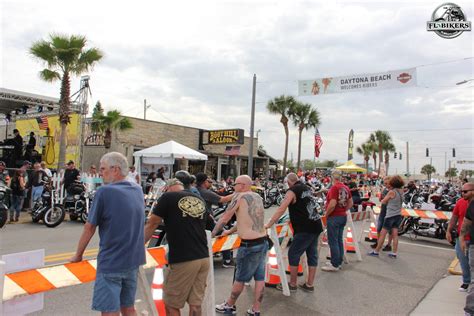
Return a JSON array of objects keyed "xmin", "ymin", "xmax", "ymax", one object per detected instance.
[{"xmin": 1, "ymin": 206, "xmax": 456, "ymax": 315}]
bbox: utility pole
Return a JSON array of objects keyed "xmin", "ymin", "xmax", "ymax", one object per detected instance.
[
  {"xmin": 445, "ymin": 151, "xmax": 447, "ymax": 176},
  {"xmin": 248, "ymin": 74, "xmax": 256, "ymax": 179},
  {"xmin": 406, "ymin": 142, "xmax": 409, "ymax": 177}
]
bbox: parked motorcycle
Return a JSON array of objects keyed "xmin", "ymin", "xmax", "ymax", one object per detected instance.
[
  {"xmin": 64, "ymin": 181, "xmax": 89, "ymax": 223},
  {"xmin": 31, "ymin": 179, "xmax": 65, "ymax": 228},
  {"xmin": 398, "ymin": 216, "xmax": 454, "ymax": 246},
  {"xmin": 0, "ymin": 183, "xmax": 10, "ymax": 228}
]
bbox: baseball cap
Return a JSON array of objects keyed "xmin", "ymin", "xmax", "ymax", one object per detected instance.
[
  {"xmin": 66, "ymin": 160, "xmax": 74, "ymax": 165},
  {"xmin": 195, "ymin": 172, "xmax": 208, "ymax": 185},
  {"xmin": 22, "ymin": 160, "xmax": 31, "ymax": 166}
]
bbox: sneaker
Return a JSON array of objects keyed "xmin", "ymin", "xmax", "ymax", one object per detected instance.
[
  {"xmin": 276, "ymin": 282, "xmax": 297, "ymax": 292},
  {"xmin": 216, "ymin": 301, "xmax": 236, "ymax": 315},
  {"xmin": 382, "ymin": 245, "xmax": 392, "ymax": 252},
  {"xmin": 460, "ymin": 283, "xmax": 469, "ymax": 292},
  {"xmin": 246, "ymin": 307, "xmax": 261, "ymax": 316},
  {"xmin": 367, "ymin": 251, "xmax": 379, "ymax": 257},
  {"xmin": 222, "ymin": 260, "xmax": 235, "ymax": 268},
  {"xmin": 321, "ymin": 265, "xmax": 340, "ymax": 272},
  {"xmin": 299, "ymin": 283, "xmax": 314, "ymax": 292},
  {"xmin": 388, "ymin": 253, "xmax": 397, "ymax": 259}
]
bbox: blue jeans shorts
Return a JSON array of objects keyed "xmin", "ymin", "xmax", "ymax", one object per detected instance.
[
  {"xmin": 235, "ymin": 240, "xmax": 268, "ymax": 283},
  {"xmin": 288, "ymin": 232, "xmax": 319, "ymax": 267},
  {"xmin": 383, "ymin": 215, "xmax": 402, "ymax": 230},
  {"xmin": 92, "ymin": 268, "xmax": 138, "ymax": 312}
]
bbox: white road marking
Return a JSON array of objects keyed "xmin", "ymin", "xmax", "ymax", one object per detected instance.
[{"xmin": 398, "ymin": 240, "xmax": 454, "ymax": 251}]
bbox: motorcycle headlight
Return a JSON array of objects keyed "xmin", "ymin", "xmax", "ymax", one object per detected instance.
[{"xmin": 74, "ymin": 195, "xmax": 81, "ymax": 200}]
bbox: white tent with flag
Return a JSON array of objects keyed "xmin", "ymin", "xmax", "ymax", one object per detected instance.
[{"xmin": 133, "ymin": 140, "xmax": 208, "ymax": 179}]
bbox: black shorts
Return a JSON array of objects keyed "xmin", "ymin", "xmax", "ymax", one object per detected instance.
[{"xmin": 383, "ymin": 215, "xmax": 402, "ymax": 230}]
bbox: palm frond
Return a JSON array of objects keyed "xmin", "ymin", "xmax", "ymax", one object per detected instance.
[{"xmin": 39, "ymin": 69, "xmax": 61, "ymax": 82}]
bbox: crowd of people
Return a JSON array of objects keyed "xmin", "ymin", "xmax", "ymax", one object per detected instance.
[
  {"xmin": 63, "ymin": 151, "xmax": 416, "ymax": 315},
  {"xmin": 0, "ymin": 150, "xmax": 452, "ymax": 315}
]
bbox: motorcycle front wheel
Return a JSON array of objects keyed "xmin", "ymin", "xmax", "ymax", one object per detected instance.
[
  {"xmin": 263, "ymin": 197, "xmax": 274, "ymax": 209},
  {"xmin": 44, "ymin": 206, "xmax": 65, "ymax": 228},
  {"xmin": 80, "ymin": 211, "xmax": 88, "ymax": 224},
  {"xmin": 0, "ymin": 208, "xmax": 7, "ymax": 228},
  {"xmin": 398, "ymin": 217, "xmax": 411, "ymax": 236}
]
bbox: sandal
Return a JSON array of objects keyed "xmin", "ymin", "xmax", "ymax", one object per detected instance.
[{"xmin": 276, "ymin": 282, "xmax": 297, "ymax": 292}]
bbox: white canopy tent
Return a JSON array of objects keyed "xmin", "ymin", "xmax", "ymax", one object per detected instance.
[{"xmin": 133, "ymin": 140, "xmax": 208, "ymax": 180}]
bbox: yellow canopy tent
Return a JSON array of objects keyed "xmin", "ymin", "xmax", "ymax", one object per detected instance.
[{"xmin": 335, "ymin": 160, "xmax": 367, "ymax": 173}]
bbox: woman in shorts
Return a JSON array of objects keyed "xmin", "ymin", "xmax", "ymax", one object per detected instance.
[{"xmin": 369, "ymin": 175, "xmax": 404, "ymax": 258}]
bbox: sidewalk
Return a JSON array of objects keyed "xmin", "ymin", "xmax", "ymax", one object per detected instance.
[{"xmin": 411, "ymin": 274, "xmax": 466, "ymax": 315}]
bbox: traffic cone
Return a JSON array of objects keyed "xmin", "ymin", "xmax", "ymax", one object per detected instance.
[
  {"xmin": 151, "ymin": 263, "xmax": 166, "ymax": 315},
  {"xmin": 265, "ymin": 247, "xmax": 280, "ymax": 287},
  {"xmin": 365, "ymin": 222, "xmax": 378, "ymax": 242},
  {"xmin": 286, "ymin": 263, "xmax": 303, "ymax": 276},
  {"xmin": 344, "ymin": 227, "xmax": 356, "ymax": 253}
]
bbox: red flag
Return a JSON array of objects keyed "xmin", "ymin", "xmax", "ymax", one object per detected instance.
[{"xmin": 314, "ymin": 128, "xmax": 323, "ymax": 158}]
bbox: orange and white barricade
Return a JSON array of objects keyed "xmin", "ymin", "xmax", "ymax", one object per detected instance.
[
  {"xmin": 401, "ymin": 208, "xmax": 452, "ymax": 220},
  {"xmin": 344, "ymin": 207, "xmax": 378, "ymax": 262},
  {"xmin": 151, "ymin": 263, "xmax": 166, "ymax": 315},
  {"xmin": 264, "ymin": 224, "xmax": 290, "ymax": 296}
]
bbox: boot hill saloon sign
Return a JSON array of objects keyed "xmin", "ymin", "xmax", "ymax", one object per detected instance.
[{"xmin": 201, "ymin": 129, "xmax": 244, "ymax": 145}]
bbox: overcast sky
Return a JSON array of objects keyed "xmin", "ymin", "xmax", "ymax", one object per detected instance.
[{"xmin": 1, "ymin": 0, "xmax": 473, "ymax": 176}]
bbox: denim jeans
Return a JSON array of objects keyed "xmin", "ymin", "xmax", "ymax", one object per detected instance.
[
  {"xmin": 465, "ymin": 245, "xmax": 474, "ymax": 315},
  {"xmin": 327, "ymin": 215, "xmax": 347, "ymax": 268},
  {"xmin": 456, "ymin": 238, "xmax": 471, "ymax": 284},
  {"xmin": 10, "ymin": 195, "xmax": 23, "ymax": 218},
  {"xmin": 32, "ymin": 186, "xmax": 44, "ymax": 202}
]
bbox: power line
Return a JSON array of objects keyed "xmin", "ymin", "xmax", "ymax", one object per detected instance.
[{"xmin": 323, "ymin": 127, "xmax": 473, "ymax": 133}]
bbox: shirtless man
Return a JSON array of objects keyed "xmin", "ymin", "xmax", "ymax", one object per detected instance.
[{"xmin": 213, "ymin": 175, "xmax": 267, "ymax": 316}]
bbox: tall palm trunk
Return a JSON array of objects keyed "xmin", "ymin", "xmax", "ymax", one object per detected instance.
[
  {"xmin": 372, "ymin": 152, "xmax": 377, "ymax": 173},
  {"xmin": 296, "ymin": 123, "xmax": 304, "ymax": 170},
  {"xmin": 384, "ymin": 152, "xmax": 390, "ymax": 175},
  {"xmin": 58, "ymin": 72, "xmax": 71, "ymax": 169},
  {"xmin": 282, "ymin": 120, "xmax": 289, "ymax": 175},
  {"xmin": 377, "ymin": 145, "xmax": 383, "ymax": 176},
  {"xmin": 365, "ymin": 157, "xmax": 369, "ymax": 175}
]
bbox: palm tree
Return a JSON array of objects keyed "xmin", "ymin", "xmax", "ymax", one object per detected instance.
[
  {"xmin": 93, "ymin": 110, "xmax": 133, "ymax": 148},
  {"xmin": 356, "ymin": 142, "xmax": 373, "ymax": 174},
  {"xmin": 267, "ymin": 95, "xmax": 297, "ymax": 175},
  {"xmin": 30, "ymin": 34, "xmax": 103, "ymax": 168},
  {"xmin": 369, "ymin": 130, "xmax": 393, "ymax": 176},
  {"xmin": 289, "ymin": 102, "xmax": 321, "ymax": 170},
  {"xmin": 383, "ymin": 142, "xmax": 396, "ymax": 175}
]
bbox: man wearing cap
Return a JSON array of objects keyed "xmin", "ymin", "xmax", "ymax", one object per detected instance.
[
  {"xmin": 62, "ymin": 160, "xmax": 80, "ymax": 193},
  {"xmin": 71, "ymin": 152, "xmax": 145, "ymax": 315},
  {"xmin": 144, "ymin": 178, "xmax": 209, "ymax": 316},
  {"xmin": 196, "ymin": 172, "xmax": 234, "ymax": 267},
  {"xmin": 322, "ymin": 170, "xmax": 352, "ymax": 272}
]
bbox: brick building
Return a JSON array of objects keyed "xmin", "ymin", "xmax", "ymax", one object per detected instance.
[{"xmin": 82, "ymin": 116, "xmax": 278, "ymax": 181}]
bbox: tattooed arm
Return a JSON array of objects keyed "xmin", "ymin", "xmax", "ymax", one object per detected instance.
[
  {"xmin": 211, "ymin": 195, "xmax": 240, "ymax": 237},
  {"xmin": 460, "ymin": 217, "xmax": 471, "ymax": 253},
  {"xmin": 446, "ymin": 214, "xmax": 458, "ymax": 243}
]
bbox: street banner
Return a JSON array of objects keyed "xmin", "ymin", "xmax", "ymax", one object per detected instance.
[
  {"xmin": 348, "ymin": 129, "xmax": 354, "ymax": 161},
  {"xmin": 298, "ymin": 68, "xmax": 417, "ymax": 96}
]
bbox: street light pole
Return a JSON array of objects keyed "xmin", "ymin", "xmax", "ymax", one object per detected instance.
[{"xmin": 248, "ymin": 74, "xmax": 256, "ymax": 179}]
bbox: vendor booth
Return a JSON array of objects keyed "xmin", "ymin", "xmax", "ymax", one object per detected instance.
[
  {"xmin": 133, "ymin": 140, "xmax": 208, "ymax": 181},
  {"xmin": 335, "ymin": 160, "xmax": 367, "ymax": 173}
]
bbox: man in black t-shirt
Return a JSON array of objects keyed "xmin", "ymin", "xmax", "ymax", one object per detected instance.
[
  {"xmin": 62, "ymin": 160, "xmax": 80, "ymax": 193},
  {"xmin": 460, "ymin": 183, "xmax": 474, "ymax": 315},
  {"xmin": 266, "ymin": 172, "xmax": 323, "ymax": 292},
  {"xmin": 144, "ymin": 178, "xmax": 209, "ymax": 315}
]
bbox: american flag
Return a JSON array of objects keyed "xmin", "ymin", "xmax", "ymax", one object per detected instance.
[
  {"xmin": 224, "ymin": 146, "xmax": 241, "ymax": 156},
  {"xmin": 36, "ymin": 116, "xmax": 49, "ymax": 130},
  {"xmin": 314, "ymin": 128, "xmax": 323, "ymax": 158}
]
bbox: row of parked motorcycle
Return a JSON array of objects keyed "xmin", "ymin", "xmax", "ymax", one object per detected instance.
[{"xmin": 0, "ymin": 178, "xmax": 95, "ymax": 228}]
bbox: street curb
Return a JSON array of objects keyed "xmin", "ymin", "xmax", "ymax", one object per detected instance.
[{"xmin": 448, "ymin": 257, "xmax": 462, "ymax": 275}]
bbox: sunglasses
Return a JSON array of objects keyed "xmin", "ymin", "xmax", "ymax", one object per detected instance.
[{"xmin": 462, "ymin": 189, "xmax": 474, "ymax": 194}]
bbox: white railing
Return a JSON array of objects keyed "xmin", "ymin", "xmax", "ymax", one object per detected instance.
[{"xmin": 49, "ymin": 172, "xmax": 103, "ymax": 205}]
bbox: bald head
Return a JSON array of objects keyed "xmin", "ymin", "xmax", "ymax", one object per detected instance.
[
  {"xmin": 463, "ymin": 183, "xmax": 474, "ymax": 190},
  {"xmin": 286, "ymin": 173, "xmax": 299, "ymax": 187},
  {"xmin": 235, "ymin": 175, "xmax": 252, "ymax": 192}
]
